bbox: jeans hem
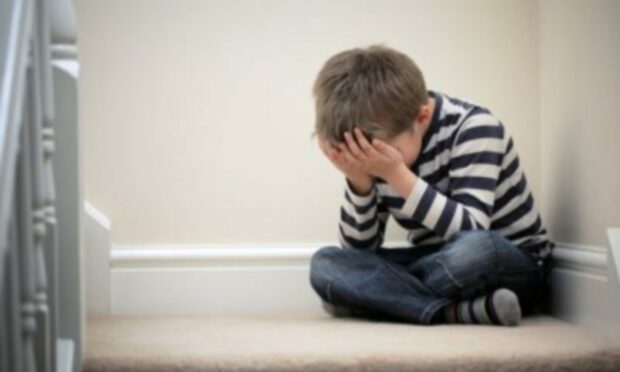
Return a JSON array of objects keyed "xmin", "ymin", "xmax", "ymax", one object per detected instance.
[{"xmin": 420, "ymin": 297, "xmax": 454, "ymax": 325}]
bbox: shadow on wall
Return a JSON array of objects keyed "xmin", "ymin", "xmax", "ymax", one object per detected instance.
[{"xmin": 548, "ymin": 110, "xmax": 581, "ymax": 244}]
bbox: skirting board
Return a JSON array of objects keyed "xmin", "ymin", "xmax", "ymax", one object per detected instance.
[
  {"xmin": 107, "ymin": 236, "xmax": 619, "ymax": 322},
  {"xmin": 84, "ymin": 200, "xmax": 618, "ymax": 338},
  {"xmin": 548, "ymin": 230, "xmax": 620, "ymax": 345},
  {"xmin": 108, "ymin": 243, "xmax": 355, "ymax": 316}
]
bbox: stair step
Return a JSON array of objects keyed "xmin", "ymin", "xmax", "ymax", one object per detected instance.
[{"xmin": 84, "ymin": 314, "xmax": 620, "ymax": 371}]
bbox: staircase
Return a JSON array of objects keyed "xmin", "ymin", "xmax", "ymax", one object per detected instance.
[
  {"xmin": 84, "ymin": 313, "xmax": 620, "ymax": 372},
  {"xmin": 0, "ymin": 0, "xmax": 81, "ymax": 371},
  {"xmin": 77, "ymin": 225, "xmax": 620, "ymax": 371},
  {"xmin": 4, "ymin": 1, "xmax": 618, "ymax": 371}
]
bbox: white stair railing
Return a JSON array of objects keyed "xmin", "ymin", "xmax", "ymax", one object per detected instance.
[{"xmin": 1, "ymin": 0, "xmax": 81, "ymax": 371}]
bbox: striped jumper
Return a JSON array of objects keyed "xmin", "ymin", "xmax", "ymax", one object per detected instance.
[{"xmin": 338, "ymin": 90, "xmax": 554, "ymax": 267}]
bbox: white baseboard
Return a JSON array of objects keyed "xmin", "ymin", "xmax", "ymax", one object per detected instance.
[
  {"xmin": 108, "ymin": 242, "xmax": 410, "ymax": 316},
  {"xmin": 548, "ymin": 230, "xmax": 620, "ymax": 345},
  {"xmin": 84, "ymin": 201, "xmax": 619, "ymax": 341},
  {"xmin": 110, "ymin": 243, "xmax": 324, "ymax": 316},
  {"xmin": 107, "ymin": 238, "xmax": 620, "ymax": 324},
  {"xmin": 608, "ymin": 228, "xmax": 620, "ymax": 287}
]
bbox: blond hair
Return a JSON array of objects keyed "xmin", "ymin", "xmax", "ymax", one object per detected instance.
[{"xmin": 311, "ymin": 44, "xmax": 428, "ymax": 146}]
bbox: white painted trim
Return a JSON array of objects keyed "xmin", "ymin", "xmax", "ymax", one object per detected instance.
[
  {"xmin": 105, "ymin": 233, "xmax": 620, "ymax": 338},
  {"xmin": 109, "ymin": 241, "xmax": 407, "ymax": 316},
  {"xmin": 550, "ymin": 242, "xmax": 608, "ymax": 279},
  {"xmin": 547, "ymin": 233, "xmax": 620, "ymax": 344},
  {"xmin": 110, "ymin": 241, "xmax": 412, "ymax": 268},
  {"xmin": 84, "ymin": 201, "xmax": 111, "ymax": 315},
  {"xmin": 111, "ymin": 244, "xmax": 319, "ymax": 269},
  {"xmin": 0, "ymin": 0, "xmax": 33, "ymax": 251},
  {"xmin": 109, "ymin": 240, "xmax": 611, "ymax": 275},
  {"xmin": 608, "ymin": 228, "xmax": 620, "ymax": 287},
  {"xmin": 52, "ymin": 60, "xmax": 79, "ymax": 79},
  {"xmin": 56, "ymin": 338, "xmax": 74, "ymax": 372},
  {"xmin": 51, "ymin": 44, "xmax": 77, "ymax": 60},
  {"xmin": 84, "ymin": 201, "xmax": 110, "ymax": 230}
]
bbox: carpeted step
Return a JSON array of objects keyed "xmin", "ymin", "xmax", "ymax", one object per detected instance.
[{"xmin": 84, "ymin": 314, "xmax": 620, "ymax": 372}]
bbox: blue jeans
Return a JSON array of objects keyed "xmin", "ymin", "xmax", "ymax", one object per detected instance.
[{"xmin": 309, "ymin": 230, "xmax": 549, "ymax": 325}]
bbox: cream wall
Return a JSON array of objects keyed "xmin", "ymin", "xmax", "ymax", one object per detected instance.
[
  {"xmin": 539, "ymin": 0, "xmax": 620, "ymax": 247},
  {"xmin": 76, "ymin": 0, "xmax": 540, "ymax": 245}
]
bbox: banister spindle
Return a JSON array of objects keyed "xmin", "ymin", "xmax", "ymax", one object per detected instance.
[
  {"xmin": 2, "ymin": 0, "xmax": 80, "ymax": 370},
  {"xmin": 29, "ymin": 0, "xmax": 53, "ymax": 370},
  {"xmin": 18, "ymin": 57, "xmax": 38, "ymax": 372}
]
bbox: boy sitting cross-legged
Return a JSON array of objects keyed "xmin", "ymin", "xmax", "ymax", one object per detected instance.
[{"xmin": 309, "ymin": 44, "xmax": 554, "ymax": 326}]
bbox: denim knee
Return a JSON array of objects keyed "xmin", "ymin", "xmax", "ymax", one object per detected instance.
[
  {"xmin": 413, "ymin": 230, "xmax": 498, "ymax": 298},
  {"xmin": 309, "ymin": 246, "xmax": 343, "ymax": 299}
]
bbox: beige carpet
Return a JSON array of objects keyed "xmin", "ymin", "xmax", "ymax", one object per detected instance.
[{"xmin": 84, "ymin": 314, "xmax": 620, "ymax": 372}]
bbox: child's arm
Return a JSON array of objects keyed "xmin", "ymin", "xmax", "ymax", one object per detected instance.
[
  {"xmin": 385, "ymin": 118, "xmax": 506, "ymax": 241},
  {"xmin": 316, "ymin": 134, "xmax": 389, "ymax": 250},
  {"xmin": 342, "ymin": 120, "xmax": 505, "ymax": 242},
  {"xmin": 338, "ymin": 178, "xmax": 390, "ymax": 250}
]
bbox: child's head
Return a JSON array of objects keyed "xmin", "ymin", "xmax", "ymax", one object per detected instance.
[{"xmin": 311, "ymin": 44, "xmax": 430, "ymax": 149}]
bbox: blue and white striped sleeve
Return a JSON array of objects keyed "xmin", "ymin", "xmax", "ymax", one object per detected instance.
[
  {"xmin": 398, "ymin": 115, "xmax": 506, "ymax": 241},
  {"xmin": 338, "ymin": 178, "xmax": 390, "ymax": 250}
]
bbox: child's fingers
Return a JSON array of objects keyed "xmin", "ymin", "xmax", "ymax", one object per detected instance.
[
  {"xmin": 354, "ymin": 128, "xmax": 378, "ymax": 156},
  {"xmin": 338, "ymin": 143, "xmax": 350, "ymax": 162},
  {"xmin": 372, "ymin": 138, "xmax": 389, "ymax": 155},
  {"xmin": 373, "ymin": 138, "xmax": 400, "ymax": 160},
  {"xmin": 340, "ymin": 144, "xmax": 361, "ymax": 167},
  {"xmin": 343, "ymin": 131, "xmax": 365, "ymax": 160}
]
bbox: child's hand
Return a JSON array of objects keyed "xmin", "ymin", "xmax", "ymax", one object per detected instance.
[
  {"xmin": 342, "ymin": 127, "xmax": 405, "ymax": 182},
  {"xmin": 317, "ymin": 135, "xmax": 373, "ymax": 193}
]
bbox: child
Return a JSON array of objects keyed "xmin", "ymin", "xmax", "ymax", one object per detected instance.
[{"xmin": 309, "ymin": 44, "xmax": 555, "ymax": 326}]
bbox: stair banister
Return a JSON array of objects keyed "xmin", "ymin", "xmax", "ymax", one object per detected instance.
[{"xmin": 1, "ymin": 0, "xmax": 81, "ymax": 371}]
